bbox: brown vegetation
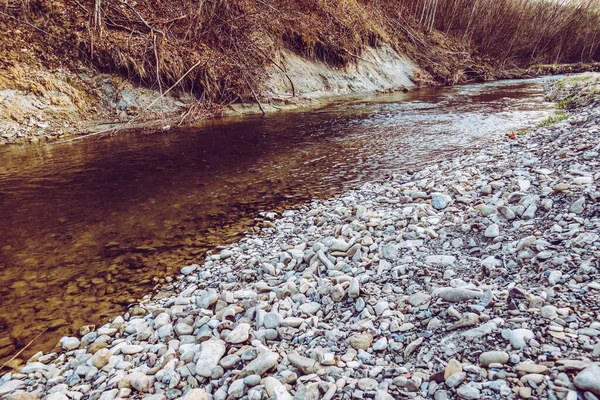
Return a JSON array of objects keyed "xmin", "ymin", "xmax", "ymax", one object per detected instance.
[
  {"xmin": 1, "ymin": 0, "xmax": 600, "ymax": 106},
  {"xmin": 412, "ymin": 0, "xmax": 600, "ymax": 66}
]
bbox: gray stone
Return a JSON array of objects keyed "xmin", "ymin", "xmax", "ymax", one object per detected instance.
[
  {"xmin": 299, "ymin": 302, "xmax": 320, "ymax": 315},
  {"xmin": 382, "ymin": 244, "xmax": 398, "ymax": 260},
  {"xmin": 456, "ymin": 384, "xmax": 480, "ymax": 399},
  {"xmin": 479, "ymin": 351, "xmax": 509, "ymax": 366},
  {"xmin": 574, "ymin": 365, "xmax": 600, "ymax": 395},
  {"xmin": 240, "ymin": 351, "xmax": 279, "ymax": 377},
  {"xmin": 445, "ymin": 372, "xmax": 466, "ymax": 388},
  {"xmin": 431, "ymin": 193, "xmax": 452, "ymax": 210},
  {"xmin": 570, "ymin": 197, "xmax": 586, "ymax": 214},
  {"xmin": 425, "ymin": 255, "xmax": 456, "ymax": 265},
  {"xmin": 195, "ymin": 339, "xmax": 226, "ymax": 377}
]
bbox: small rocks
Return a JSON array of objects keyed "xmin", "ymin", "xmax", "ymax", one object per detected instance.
[
  {"xmin": 182, "ymin": 389, "xmax": 208, "ymax": 400},
  {"xmin": 404, "ymin": 337, "xmax": 423, "ymax": 359},
  {"xmin": 121, "ymin": 344, "xmax": 144, "ymax": 355},
  {"xmin": 349, "ymin": 333, "xmax": 373, "ymax": 350},
  {"xmin": 436, "ymin": 287, "xmax": 483, "ymax": 302},
  {"xmin": 240, "ymin": 351, "xmax": 279, "ymax": 377},
  {"xmin": 425, "ymin": 255, "xmax": 457, "ymax": 265},
  {"xmin": 445, "ymin": 359, "xmax": 462, "ymax": 379},
  {"xmin": 129, "ymin": 371, "xmax": 153, "ymax": 392},
  {"xmin": 298, "ymin": 302, "xmax": 320, "ymax": 315},
  {"xmin": 381, "ymin": 244, "xmax": 398, "ymax": 260},
  {"xmin": 373, "ymin": 337, "xmax": 388, "ymax": 351},
  {"xmin": 548, "ymin": 270, "xmax": 563, "ymax": 285},
  {"xmin": 484, "ymin": 224, "xmax": 500, "ymax": 238},
  {"xmin": 456, "ymin": 384, "xmax": 480, "ymax": 399},
  {"xmin": 408, "ymin": 292, "xmax": 431, "ymax": 306},
  {"xmin": 225, "ymin": 323, "xmax": 251, "ymax": 343},
  {"xmin": 91, "ymin": 348, "xmax": 111, "ymax": 368},
  {"xmin": 348, "ymin": 278, "xmax": 360, "ymax": 298},
  {"xmin": 540, "ymin": 305, "xmax": 558, "ymax": 319},
  {"xmin": 515, "ymin": 363, "xmax": 548, "ymax": 374},
  {"xmin": 507, "ymin": 329, "xmax": 535, "ymax": 349},
  {"xmin": 431, "ymin": 193, "xmax": 452, "ymax": 210},
  {"xmin": 60, "ymin": 337, "xmax": 80, "ymax": 351},
  {"xmin": 445, "ymin": 372, "xmax": 466, "ymax": 388},
  {"xmin": 196, "ymin": 289, "xmax": 218, "ymax": 309},
  {"xmin": 0, "ymin": 381, "xmax": 24, "ymax": 396},
  {"xmin": 570, "ymin": 197, "xmax": 586, "ymax": 214},
  {"xmin": 479, "ymin": 351, "xmax": 509, "ymax": 367},
  {"xmin": 264, "ymin": 312, "xmax": 283, "ymax": 329}
]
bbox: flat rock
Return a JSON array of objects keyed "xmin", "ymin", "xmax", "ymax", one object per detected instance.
[{"xmin": 195, "ymin": 339, "xmax": 226, "ymax": 377}]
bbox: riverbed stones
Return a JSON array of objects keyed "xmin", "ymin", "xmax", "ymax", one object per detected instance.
[
  {"xmin": 408, "ymin": 292, "xmax": 431, "ymax": 307},
  {"xmin": 121, "ymin": 344, "xmax": 144, "ymax": 355},
  {"xmin": 0, "ymin": 381, "xmax": 24, "ymax": 396},
  {"xmin": 195, "ymin": 340, "xmax": 226, "ymax": 377},
  {"xmin": 183, "ymin": 389, "xmax": 208, "ymax": 400},
  {"xmin": 574, "ymin": 365, "xmax": 600, "ymax": 395},
  {"xmin": 348, "ymin": 278, "xmax": 360, "ymax": 298},
  {"xmin": 263, "ymin": 312, "xmax": 282, "ymax": 329},
  {"xmin": 508, "ymin": 329, "xmax": 535, "ymax": 349},
  {"xmin": 298, "ymin": 302, "xmax": 320, "ymax": 315},
  {"xmin": 516, "ymin": 363, "xmax": 548, "ymax": 374},
  {"xmin": 436, "ymin": 287, "xmax": 483, "ymax": 302},
  {"xmin": 431, "ymin": 193, "xmax": 452, "ymax": 210},
  {"xmin": 225, "ymin": 323, "xmax": 251, "ymax": 343},
  {"xmin": 60, "ymin": 337, "xmax": 80, "ymax": 351},
  {"xmin": 570, "ymin": 197, "xmax": 586, "ymax": 214},
  {"xmin": 445, "ymin": 359, "xmax": 463, "ymax": 379},
  {"xmin": 456, "ymin": 384, "xmax": 480, "ymax": 399},
  {"xmin": 91, "ymin": 348, "xmax": 111, "ymax": 368},
  {"xmin": 485, "ymin": 224, "xmax": 500, "ymax": 238},
  {"xmin": 5, "ymin": 75, "xmax": 600, "ymax": 400},
  {"xmin": 349, "ymin": 333, "xmax": 373, "ymax": 350},
  {"xmin": 479, "ymin": 351, "xmax": 509, "ymax": 367},
  {"xmin": 196, "ymin": 289, "xmax": 218, "ymax": 309},
  {"xmin": 426, "ymin": 255, "xmax": 456, "ymax": 265},
  {"xmin": 240, "ymin": 351, "xmax": 279, "ymax": 377}
]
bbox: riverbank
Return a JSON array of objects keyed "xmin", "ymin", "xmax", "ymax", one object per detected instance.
[
  {"xmin": 3, "ymin": 0, "xmax": 600, "ymax": 145},
  {"xmin": 1, "ymin": 75, "xmax": 598, "ymax": 399},
  {"xmin": 1, "ymin": 46, "xmax": 598, "ymax": 146}
]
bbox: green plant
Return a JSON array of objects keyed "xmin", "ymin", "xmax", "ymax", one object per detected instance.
[
  {"xmin": 556, "ymin": 97, "xmax": 575, "ymax": 109},
  {"xmin": 537, "ymin": 112, "xmax": 569, "ymax": 127}
]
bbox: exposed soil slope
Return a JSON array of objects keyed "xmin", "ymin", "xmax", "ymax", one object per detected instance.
[{"xmin": 1, "ymin": 0, "xmax": 600, "ymax": 143}]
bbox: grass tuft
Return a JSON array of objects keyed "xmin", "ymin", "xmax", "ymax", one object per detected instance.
[{"xmin": 537, "ymin": 112, "xmax": 569, "ymax": 128}]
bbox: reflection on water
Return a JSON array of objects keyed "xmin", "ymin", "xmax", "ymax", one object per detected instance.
[{"xmin": 0, "ymin": 77, "xmax": 557, "ymax": 366}]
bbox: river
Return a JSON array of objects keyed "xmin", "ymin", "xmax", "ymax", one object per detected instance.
[{"xmin": 0, "ymin": 77, "xmax": 557, "ymax": 366}]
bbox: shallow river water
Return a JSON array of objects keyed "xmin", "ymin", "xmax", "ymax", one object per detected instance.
[{"xmin": 0, "ymin": 77, "xmax": 558, "ymax": 366}]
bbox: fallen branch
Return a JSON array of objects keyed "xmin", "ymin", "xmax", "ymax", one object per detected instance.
[
  {"xmin": 124, "ymin": 2, "xmax": 163, "ymax": 35},
  {"xmin": 241, "ymin": 70, "xmax": 265, "ymax": 115},
  {"xmin": 0, "ymin": 328, "xmax": 48, "ymax": 371}
]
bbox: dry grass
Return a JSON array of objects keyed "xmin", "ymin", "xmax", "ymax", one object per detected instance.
[
  {"xmin": 1, "ymin": 0, "xmax": 599, "ymax": 105},
  {"xmin": 405, "ymin": 0, "xmax": 600, "ymax": 66}
]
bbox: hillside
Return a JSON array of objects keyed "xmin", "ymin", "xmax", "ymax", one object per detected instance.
[{"xmin": 1, "ymin": 0, "xmax": 600, "ymax": 143}]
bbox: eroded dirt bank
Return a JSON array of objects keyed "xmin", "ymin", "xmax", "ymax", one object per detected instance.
[{"xmin": 0, "ymin": 45, "xmax": 421, "ymax": 144}]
